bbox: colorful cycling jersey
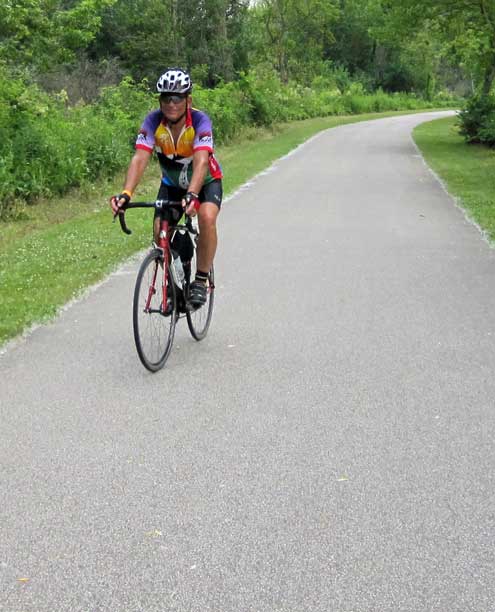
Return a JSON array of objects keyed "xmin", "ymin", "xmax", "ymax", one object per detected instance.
[{"xmin": 135, "ymin": 107, "xmax": 222, "ymax": 189}]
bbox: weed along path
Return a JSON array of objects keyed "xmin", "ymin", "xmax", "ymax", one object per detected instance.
[{"xmin": 2, "ymin": 111, "xmax": 495, "ymax": 611}]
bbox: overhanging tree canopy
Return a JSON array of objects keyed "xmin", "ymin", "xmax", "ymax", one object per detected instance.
[{"xmin": 383, "ymin": 0, "xmax": 495, "ymax": 94}]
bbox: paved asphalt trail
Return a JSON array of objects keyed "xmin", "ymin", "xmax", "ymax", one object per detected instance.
[{"xmin": 1, "ymin": 112, "xmax": 495, "ymax": 612}]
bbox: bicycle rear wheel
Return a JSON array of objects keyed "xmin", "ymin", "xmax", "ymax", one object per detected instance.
[
  {"xmin": 186, "ymin": 263, "xmax": 215, "ymax": 341},
  {"xmin": 133, "ymin": 249, "xmax": 177, "ymax": 371}
]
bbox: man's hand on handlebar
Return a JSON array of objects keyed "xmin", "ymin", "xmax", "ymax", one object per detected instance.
[
  {"xmin": 110, "ymin": 191, "xmax": 131, "ymax": 215},
  {"xmin": 182, "ymin": 191, "xmax": 200, "ymax": 217}
]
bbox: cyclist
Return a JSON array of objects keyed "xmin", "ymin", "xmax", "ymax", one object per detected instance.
[{"xmin": 110, "ymin": 67, "xmax": 223, "ymax": 306}]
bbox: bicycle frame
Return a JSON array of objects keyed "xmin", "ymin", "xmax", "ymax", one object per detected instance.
[
  {"xmin": 114, "ymin": 198, "xmax": 214, "ymax": 370},
  {"xmin": 115, "ymin": 199, "xmax": 194, "ymax": 314},
  {"xmin": 155, "ymin": 216, "xmax": 171, "ymax": 315},
  {"xmin": 144, "ymin": 258, "xmax": 160, "ymax": 313}
]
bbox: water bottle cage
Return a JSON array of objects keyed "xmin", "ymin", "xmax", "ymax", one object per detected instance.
[{"xmin": 171, "ymin": 250, "xmax": 185, "ymax": 288}]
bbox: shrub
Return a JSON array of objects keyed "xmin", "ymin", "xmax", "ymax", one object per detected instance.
[
  {"xmin": 193, "ymin": 81, "xmax": 252, "ymax": 144},
  {"xmin": 458, "ymin": 94, "xmax": 495, "ymax": 146},
  {"xmin": 0, "ymin": 76, "xmax": 154, "ymax": 217},
  {"xmin": 478, "ymin": 115, "xmax": 495, "ymax": 146},
  {"xmin": 237, "ymin": 67, "xmax": 288, "ymax": 125}
]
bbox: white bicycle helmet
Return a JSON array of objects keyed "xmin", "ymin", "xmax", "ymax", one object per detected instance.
[{"xmin": 156, "ymin": 68, "xmax": 192, "ymax": 94}]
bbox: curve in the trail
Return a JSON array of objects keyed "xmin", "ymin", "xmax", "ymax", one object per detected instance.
[{"xmin": 1, "ymin": 112, "xmax": 494, "ymax": 612}]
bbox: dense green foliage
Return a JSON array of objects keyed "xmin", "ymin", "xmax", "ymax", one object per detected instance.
[
  {"xmin": 0, "ymin": 0, "xmax": 116, "ymax": 72},
  {"xmin": 1, "ymin": 0, "xmax": 491, "ymax": 218},
  {"xmin": 383, "ymin": 0, "xmax": 495, "ymax": 96},
  {"xmin": 0, "ymin": 71, "xmax": 150, "ymax": 215},
  {"xmin": 382, "ymin": 0, "xmax": 495, "ymax": 146},
  {"xmin": 2, "ymin": 0, "xmax": 478, "ymax": 98},
  {"xmin": 458, "ymin": 94, "xmax": 495, "ymax": 146}
]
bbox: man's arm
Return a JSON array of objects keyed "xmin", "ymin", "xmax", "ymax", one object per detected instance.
[
  {"xmin": 183, "ymin": 149, "xmax": 209, "ymax": 216},
  {"xmin": 187, "ymin": 149, "xmax": 209, "ymax": 196},
  {"xmin": 122, "ymin": 148, "xmax": 153, "ymax": 196},
  {"xmin": 110, "ymin": 148, "xmax": 152, "ymax": 214}
]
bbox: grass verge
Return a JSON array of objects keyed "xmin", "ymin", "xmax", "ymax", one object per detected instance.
[
  {"xmin": 1, "ymin": 108, "xmax": 454, "ymax": 346},
  {"xmin": 413, "ymin": 116, "xmax": 495, "ymax": 241}
]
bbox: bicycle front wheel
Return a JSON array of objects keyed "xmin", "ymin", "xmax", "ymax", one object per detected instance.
[
  {"xmin": 133, "ymin": 249, "xmax": 177, "ymax": 371},
  {"xmin": 186, "ymin": 264, "xmax": 215, "ymax": 341}
]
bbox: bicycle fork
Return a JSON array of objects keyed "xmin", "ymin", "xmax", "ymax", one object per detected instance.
[
  {"xmin": 158, "ymin": 221, "xmax": 170, "ymax": 315},
  {"xmin": 144, "ymin": 221, "xmax": 170, "ymax": 314}
]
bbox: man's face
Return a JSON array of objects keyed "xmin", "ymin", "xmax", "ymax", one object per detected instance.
[{"xmin": 159, "ymin": 94, "xmax": 189, "ymax": 122}]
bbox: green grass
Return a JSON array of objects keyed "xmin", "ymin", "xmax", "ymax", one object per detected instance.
[
  {"xmin": 0, "ymin": 108, "xmax": 454, "ymax": 346},
  {"xmin": 413, "ymin": 116, "xmax": 495, "ymax": 240}
]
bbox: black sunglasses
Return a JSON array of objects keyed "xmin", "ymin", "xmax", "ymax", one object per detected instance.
[{"xmin": 160, "ymin": 94, "xmax": 187, "ymax": 105}]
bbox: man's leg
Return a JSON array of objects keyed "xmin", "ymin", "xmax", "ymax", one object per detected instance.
[
  {"xmin": 153, "ymin": 216, "xmax": 161, "ymax": 245},
  {"xmin": 153, "ymin": 182, "xmax": 170, "ymax": 245},
  {"xmin": 196, "ymin": 201, "xmax": 219, "ymax": 274},
  {"xmin": 189, "ymin": 201, "xmax": 219, "ymax": 306}
]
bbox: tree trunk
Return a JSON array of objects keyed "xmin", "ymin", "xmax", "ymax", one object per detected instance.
[
  {"xmin": 170, "ymin": 0, "xmax": 179, "ymax": 59},
  {"xmin": 482, "ymin": 56, "xmax": 495, "ymax": 95},
  {"xmin": 481, "ymin": 34, "xmax": 495, "ymax": 95}
]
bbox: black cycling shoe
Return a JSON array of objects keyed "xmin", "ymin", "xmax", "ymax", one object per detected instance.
[{"xmin": 189, "ymin": 280, "xmax": 207, "ymax": 306}]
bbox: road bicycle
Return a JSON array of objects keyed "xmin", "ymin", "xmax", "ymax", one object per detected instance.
[{"xmin": 115, "ymin": 200, "xmax": 214, "ymax": 372}]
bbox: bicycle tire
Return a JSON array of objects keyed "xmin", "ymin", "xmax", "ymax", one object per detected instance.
[
  {"xmin": 186, "ymin": 263, "xmax": 215, "ymax": 341},
  {"xmin": 133, "ymin": 249, "xmax": 177, "ymax": 371}
]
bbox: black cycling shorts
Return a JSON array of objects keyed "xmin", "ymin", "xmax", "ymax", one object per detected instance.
[{"xmin": 154, "ymin": 179, "xmax": 223, "ymax": 222}]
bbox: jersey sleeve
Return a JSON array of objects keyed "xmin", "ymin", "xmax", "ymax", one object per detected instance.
[
  {"xmin": 135, "ymin": 110, "xmax": 161, "ymax": 152},
  {"xmin": 192, "ymin": 111, "xmax": 215, "ymax": 153}
]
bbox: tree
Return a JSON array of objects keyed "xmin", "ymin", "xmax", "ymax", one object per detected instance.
[
  {"xmin": 226, "ymin": 0, "xmax": 252, "ymax": 75},
  {"xmin": 0, "ymin": 0, "xmax": 116, "ymax": 72},
  {"xmin": 382, "ymin": 0, "xmax": 495, "ymax": 95},
  {"xmin": 176, "ymin": 0, "xmax": 249, "ymax": 86},
  {"xmin": 93, "ymin": 0, "xmax": 249, "ymax": 86},
  {"xmin": 330, "ymin": 0, "xmax": 380, "ymax": 77},
  {"xmin": 93, "ymin": 0, "xmax": 178, "ymax": 81},
  {"xmin": 252, "ymin": 0, "xmax": 340, "ymax": 82}
]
